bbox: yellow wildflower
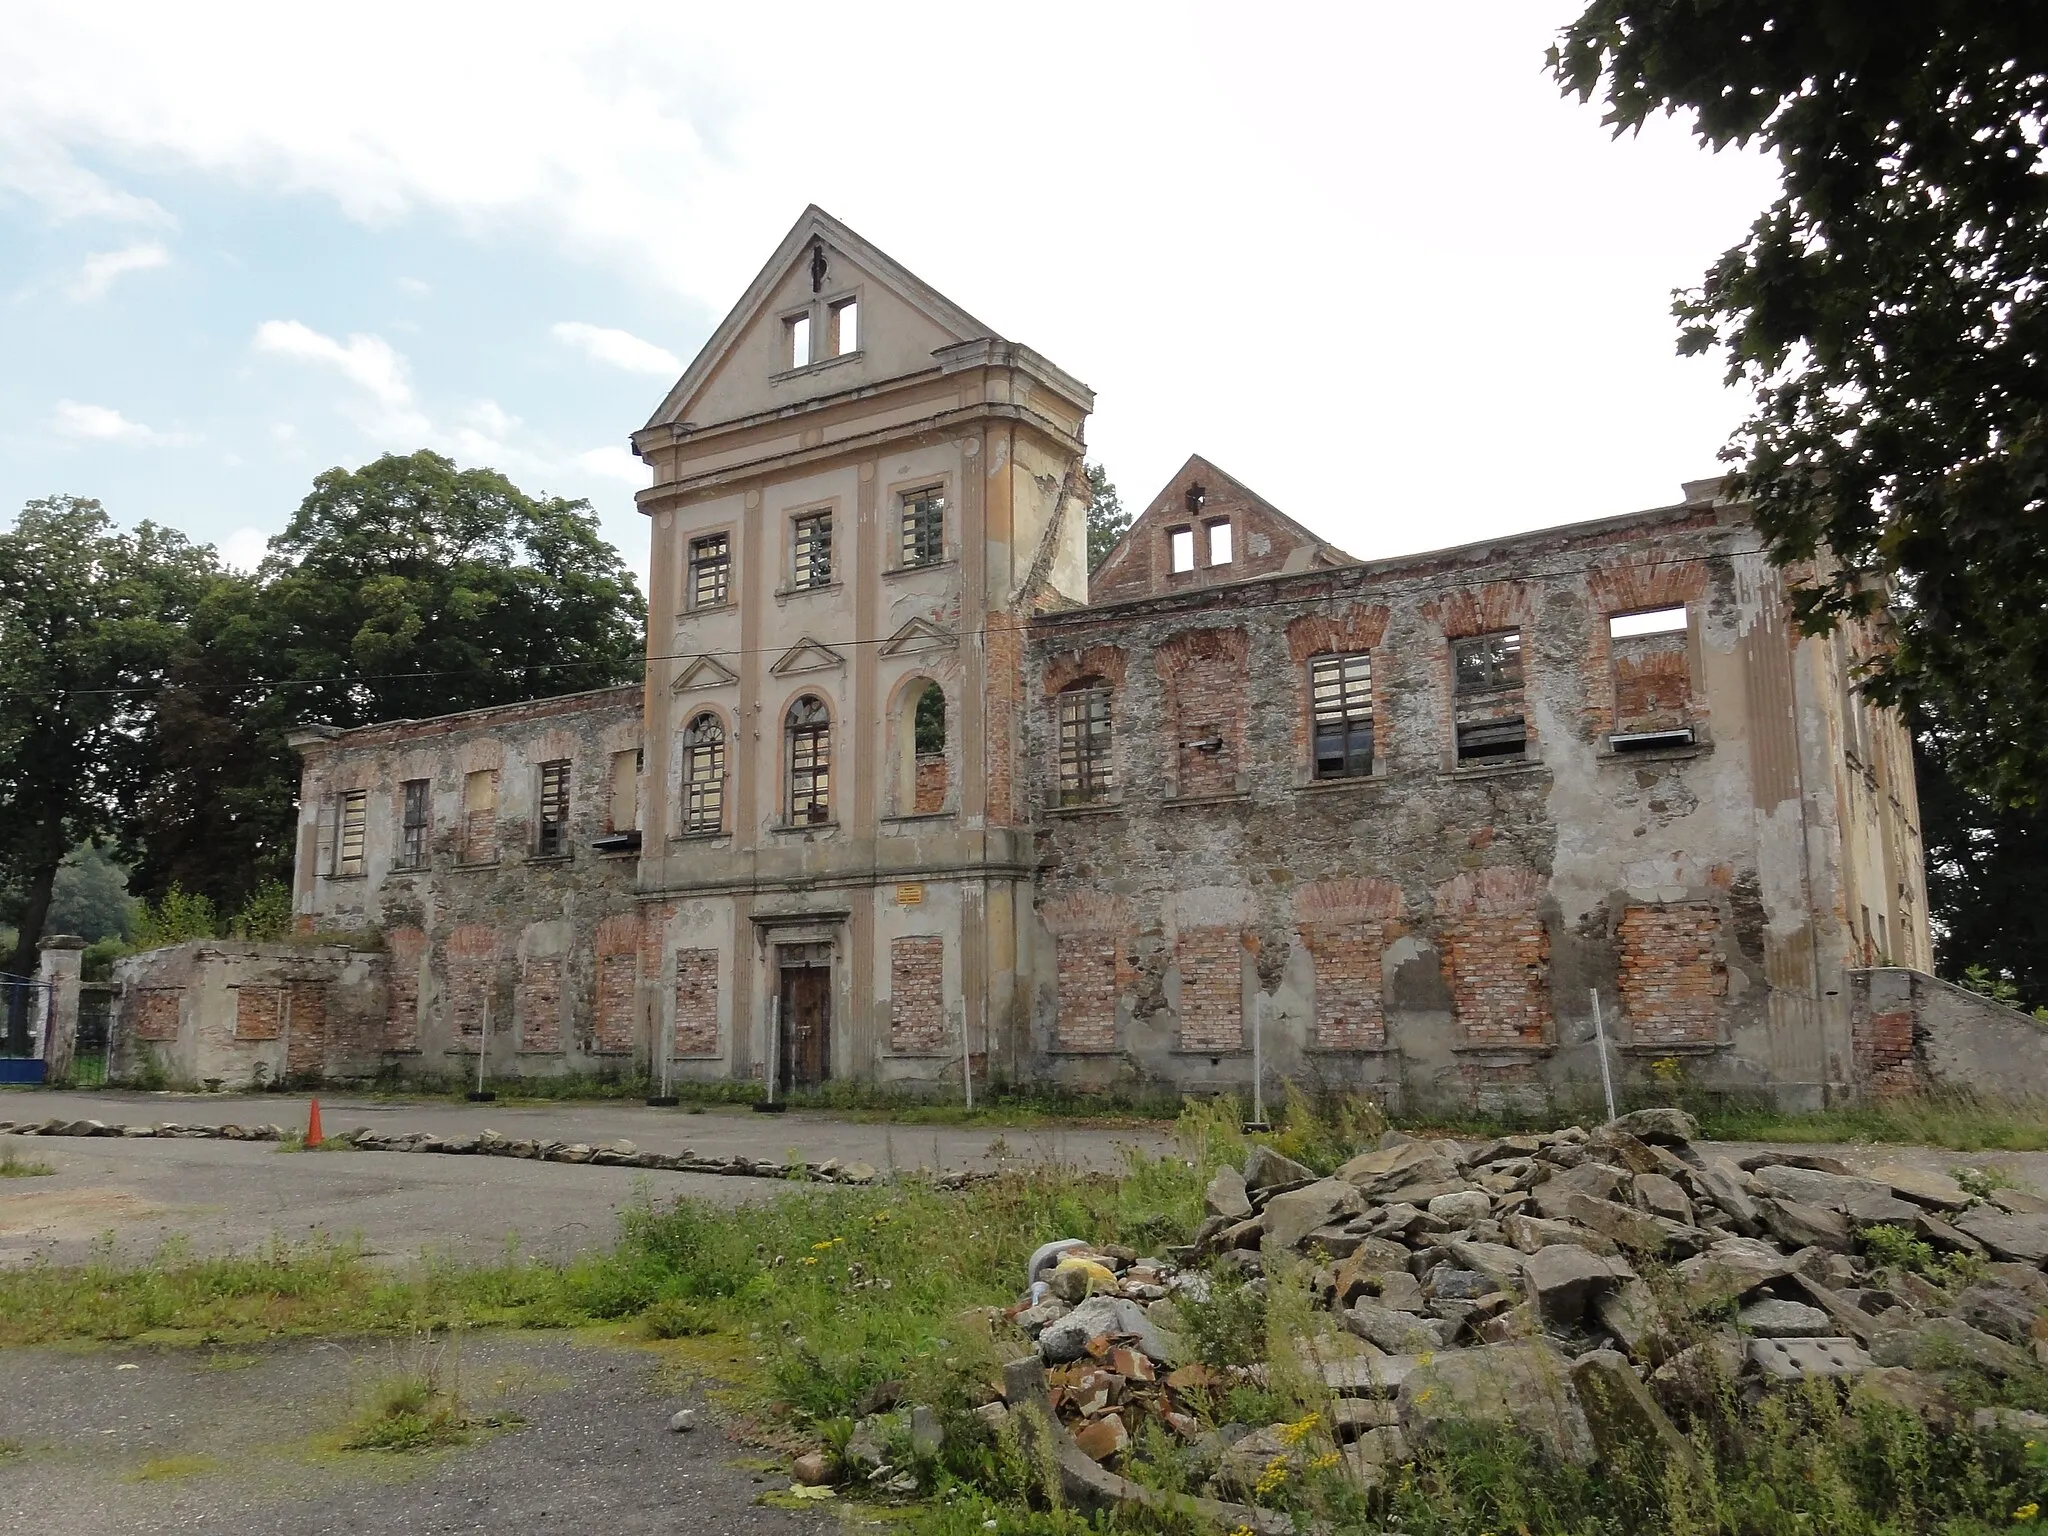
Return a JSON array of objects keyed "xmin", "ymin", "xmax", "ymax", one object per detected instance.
[
  {"xmin": 2015, "ymin": 1504, "xmax": 2040, "ymax": 1523},
  {"xmin": 1254, "ymin": 1456, "xmax": 1290, "ymax": 1496},
  {"xmin": 1307, "ymin": 1450, "xmax": 1342, "ymax": 1472},
  {"xmin": 1279, "ymin": 1412, "xmax": 1321, "ymax": 1446},
  {"xmin": 799, "ymin": 1255, "xmax": 819, "ymax": 1267}
]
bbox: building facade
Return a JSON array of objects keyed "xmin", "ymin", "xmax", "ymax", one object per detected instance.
[{"xmin": 117, "ymin": 208, "xmax": 1948, "ymax": 1108}]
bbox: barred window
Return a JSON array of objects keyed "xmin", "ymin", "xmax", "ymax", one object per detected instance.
[
  {"xmin": 1454, "ymin": 631, "xmax": 1523, "ymax": 695},
  {"xmin": 900, "ymin": 488, "xmax": 945, "ymax": 568},
  {"xmin": 1056, "ymin": 684, "xmax": 1114, "ymax": 805},
  {"xmin": 1310, "ymin": 652, "xmax": 1374, "ymax": 780},
  {"xmin": 682, "ymin": 713, "xmax": 726, "ymax": 834},
  {"xmin": 786, "ymin": 696, "xmax": 831, "ymax": 824},
  {"xmin": 792, "ymin": 512, "xmax": 832, "ymax": 589},
  {"xmin": 399, "ymin": 779, "xmax": 430, "ymax": 869},
  {"xmin": 689, "ymin": 532, "xmax": 729, "ymax": 609},
  {"xmin": 536, "ymin": 760, "xmax": 570, "ymax": 857},
  {"xmin": 336, "ymin": 790, "xmax": 367, "ymax": 876}
]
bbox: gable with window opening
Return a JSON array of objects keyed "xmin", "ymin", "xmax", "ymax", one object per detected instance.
[
  {"xmin": 682, "ymin": 712, "xmax": 726, "ymax": 834},
  {"xmin": 786, "ymin": 696, "xmax": 832, "ymax": 824}
]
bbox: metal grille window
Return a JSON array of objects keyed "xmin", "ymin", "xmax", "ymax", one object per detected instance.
[
  {"xmin": 1310, "ymin": 653, "xmax": 1374, "ymax": 779},
  {"xmin": 786, "ymin": 696, "xmax": 832, "ymax": 824},
  {"xmin": 683, "ymin": 713, "xmax": 726, "ymax": 834},
  {"xmin": 399, "ymin": 779, "xmax": 430, "ymax": 868},
  {"xmin": 900, "ymin": 489, "xmax": 945, "ymax": 567},
  {"xmin": 1056, "ymin": 685, "xmax": 1114, "ymax": 805},
  {"xmin": 336, "ymin": 790, "xmax": 367, "ymax": 876},
  {"xmin": 1454, "ymin": 631, "xmax": 1523, "ymax": 695},
  {"xmin": 536, "ymin": 760, "xmax": 570, "ymax": 857},
  {"xmin": 689, "ymin": 532, "xmax": 729, "ymax": 609},
  {"xmin": 792, "ymin": 512, "xmax": 833, "ymax": 588}
]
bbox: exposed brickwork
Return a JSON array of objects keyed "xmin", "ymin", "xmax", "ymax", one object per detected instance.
[
  {"xmin": 385, "ymin": 926, "xmax": 426, "ymax": 1049},
  {"xmin": 914, "ymin": 754, "xmax": 948, "ymax": 814},
  {"xmin": 674, "ymin": 948, "xmax": 721, "ymax": 1057},
  {"xmin": 1041, "ymin": 644, "xmax": 1128, "ymax": 699},
  {"xmin": 285, "ymin": 981, "xmax": 327, "ymax": 1077},
  {"xmin": 1176, "ymin": 927, "xmax": 1245, "ymax": 1052},
  {"xmin": 1617, "ymin": 903, "xmax": 1726, "ymax": 1046},
  {"xmin": 1584, "ymin": 551, "xmax": 1710, "ymax": 738},
  {"xmin": 1155, "ymin": 627, "xmax": 1248, "ymax": 797},
  {"xmin": 594, "ymin": 954, "xmax": 637, "ymax": 1053},
  {"xmin": 1612, "ymin": 631, "xmax": 1691, "ymax": 732},
  {"xmin": 1054, "ymin": 933, "xmax": 1121, "ymax": 1052},
  {"xmin": 519, "ymin": 954, "xmax": 564, "ymax": 1053},
  {"xmin": 1443, "ymin": 916, "xmax": 1551, "ymax": 1045},
  {"xmin": 1302, "ymin": 923, "xmax": 1391, "ymax": 1049},
  {"xmin": 235, "ymin": 986, "xmax": 282, "ymax": 1041},
  {"xmin": 984, "ymin": 612, "xmax": 1023, "ymax": 825},
  {"xmin": 446, "ymin": 925, "xmax": 498, "ymax": 1037},
  {"xmin": 132, "ymin": 988, "xmax": 182, "ymax": 1041},
  {"xmin": 889, "ymin": 936, "xmax": 946, "ymax": 1053}
]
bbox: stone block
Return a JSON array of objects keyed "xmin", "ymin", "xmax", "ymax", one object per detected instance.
[
  {"xmin": 1748, "ymin": 1337, "xmax": 1875, "ymax": 1382},
  {"xmin": 1397, "ymin": 1343, "xmax": 1596, "ymax": 1466}
]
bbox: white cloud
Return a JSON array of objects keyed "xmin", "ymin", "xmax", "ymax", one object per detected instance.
[
  {"xmin": 575, "ymin": 445, "xmax": 646, "ymax": 485},
  {"xmin": 551, "ymin": 321, "xmax": 680, "ymax": 377},
  {"xmin": 218, "ymin": 526, "xmax": 271, "ymax": 570},
  {"xmin": 67, "ymin": 240, "xmax": 169, "ymax": 299},
  {"xmin": 47, "ymin": 399, "xmax": 186, "ymax": 445},
  {"xmin": 395, "ymin": 275, "xmax": 429, "ymax": 295},
  {"xmin": 252, "ymin": 319, "xmax": 414, "ymax": 411}
]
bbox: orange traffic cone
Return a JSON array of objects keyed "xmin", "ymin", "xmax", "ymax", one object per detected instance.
[{"xmin": 305, "ymin": 1098, "xmax": 323, "ymax": 1148}]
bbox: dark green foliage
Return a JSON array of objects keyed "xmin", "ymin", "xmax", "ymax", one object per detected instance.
[
  {"xmin": 914, "ymin": 681, "xmax": 946, "ymax": 754},
  {"xmin": 1552, "ymin": 5, "xmax": 2048, "ymax": 804},
  {"xmin": 1084, "ymin": 463, "xmax": 1128, "ymax": 575}
]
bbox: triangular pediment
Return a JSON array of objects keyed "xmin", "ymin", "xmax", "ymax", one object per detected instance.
[
  {"xmin": 641, "ymin": 206, "xmax": 1004, "ymax": 435},
  {"xmin": 769, "ymin": 637, "xmax": 847, "ymax": 677},
  {"xmin": 669, "ymin": 654, "xmax": 739, "ymax": 693},
  {"xmin": 877, "ymin": 616, "xmax": 958, "ymax": 657}
]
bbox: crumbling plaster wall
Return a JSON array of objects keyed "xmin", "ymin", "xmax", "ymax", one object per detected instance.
[
  {"xmin": 1849, "ymin": 967, "xmax": 2048, "ymax": 1099},
  {"xmin": 1021, "ymin": 502, "xmax": 1881, "ymax": 1111}
]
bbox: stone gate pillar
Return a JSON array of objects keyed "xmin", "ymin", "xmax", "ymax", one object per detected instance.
[{"xmin": 38, "ymin": 935, "xmax": 86, "ymax": 1083}]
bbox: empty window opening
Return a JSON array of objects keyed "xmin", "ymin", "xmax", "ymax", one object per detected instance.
[
  {"xmin": 607, "ymin": 749, "xmax": 640, "ymax": 834},
  {"xmin": 536, "ymin": 760, "xmax": 571, "ymax": 857},
  {"xmin": 336, "ymin": 790, "xmax": 367, "ymax": 877},
  {"xmin": 786, "ymin": 696, "xmax": 832, "ymax": 825},
  {"xmin": 682, "ymin": 713, "xmax": 725, "ymax": 834},
  {"xmin": 830, "ymin": 297, "xmax": 859, "ymax": 355},
  {"xmin": 689, "ymin": 532, "xmax": 730, "ymax": 609},
  {"xmin": 461, "ymin": 769, "xmax": 498, "ymax": 864},
  {"xmin": 787, "ymin": 313, "xmax": 811, "ymax": 369},
  {"xmin": 1206, "ymin": 519, "xmax": 1233, "ymax": 566},
  {"xmin": 1057, "ymin": 684, "xmax": 1114, "ymax": 805},
  {"xmin": 1169, "ymin": 526, "xmax": 1196, "ymax": 573},
  {"xmin": 399, "ymin": 779, "xmax": 430, "ymax": 869},
  {"xmin": 911, "ymin": 682, "xmax": 947, "ymax": 814},
  {"xmin": 1454, "ymin": 631, "xmax": 1524, "ymax": 695},
  {"xmin": 793, "ymin": 511, "xmax": 833, "ymax": 588},
  {"xmin": 1610, "ymin": 605, "xmax": 1687, "ymax": 639},
  {"xmin": 1310, "ymin": 652, "xmax": 1374, "ymax": 780},
  {"xmin": 900, "ymin": 488, "xmax": 945, "ymax": 568}
]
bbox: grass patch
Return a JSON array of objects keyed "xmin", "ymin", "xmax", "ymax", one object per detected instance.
[
  {"xmin": 128, "ymin": 1453, "xmax": 218, "ymax": 1482},
  {"xmin": 0, "ymin": 1141, "xmax": 54, "ymax": 1178},
  {"xmin": 341, "ymin": 1372, "xmax": 471, "ymax": 1452},
  {"xmin": 1693, "ymin": 1094, "xmax": 2048, "ymax": 1152}
]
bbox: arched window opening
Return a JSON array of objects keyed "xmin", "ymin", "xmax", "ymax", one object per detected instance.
[
  {"xmin": 681, "ymin": 713, "xmax": 726, "ymax": 834},
  {"xmin": 1056, "ymin": 681, "xmax": 1114, "ymax": 806},
  {"xmin": 911, "ymin": 682, "xmax": 947, "ymax": 814},
  {"xmin": 786, "ymin": 696, "xmax": 832, "ymax": 825}
]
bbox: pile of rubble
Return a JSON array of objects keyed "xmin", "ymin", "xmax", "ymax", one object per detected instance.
[{"xmin": 988, "ymin": 1108, "xmax": 2048, "ymax": 1507}]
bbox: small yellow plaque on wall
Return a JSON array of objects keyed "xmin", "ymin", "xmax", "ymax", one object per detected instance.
[{"xmin": 895, "ymin": 883, "xmax": 924, "ymax": 906}]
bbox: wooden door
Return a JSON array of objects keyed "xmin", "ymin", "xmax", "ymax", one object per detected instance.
[{"xmin": 778, "ymin": 966, "xmax": 830, "ymax": 1092}]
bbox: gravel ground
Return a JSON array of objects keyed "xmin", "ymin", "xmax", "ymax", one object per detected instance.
[{"xmin": 0, "ymin": 1333, "xmax": 833, "ymax": 1536}]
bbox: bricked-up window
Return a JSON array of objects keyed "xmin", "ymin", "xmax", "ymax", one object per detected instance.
[
  {"xmin": 688, "ymin": 532, "xmax": 729, "ymax": 609},
  {"xmin": 399, "ymin": 779, "xmax": 430, "ymax": 869},
  {"xmin": 1169, "ymin": 526, "xmax": 1196, "ymax": 573},
  {"xmin": 1056, "ymin": 683, "xmax": 1114, "ymax": 805},
  {"xmin": 1310, "ymin": 652, "xmax": 1374, "ymax": 779},
  {"xmin": 682, "ymin": 712, "xmax": 726, "ymax": 833},
  {"xmin": 830, "ymin": 296, "xmax": 859, "ymax": 355},
  {"xmin": 1453, "ymin": 630, "xmax": 1528, "ymax": 763},
  {"xmin": 535, "ymin": 760, "xmax": 570, "ymax": 857},
  {"xmin": 787, "ymin": 312, "xmax": 811, "ymax": 368},
  {"xmin": 900, "ymin": 487, "xmax": 945, "ymax": 568},
  {"xmin": 1206, "ymin": 519, "xmax": 1232, "ymax": 566},
  {"xmin": 461, "ymin": 769, "xmax": 498, "ymax": 864},
  {"xmin": 792, "ymin": 511, "xmax": 832, "ymax": 589},
  {"xmin": 786, "ymin": 695, "xmax": 832, "ymax": 825},
  {"xmin": 607, "ymin": 749, "xmax": 640, "ymax": 833},
  {"xmin": 335, "ymin": 790, "xmax": 367, "ymax": 876}
]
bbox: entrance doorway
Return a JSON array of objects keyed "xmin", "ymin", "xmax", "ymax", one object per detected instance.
[{"xmin": 776, "ymin": 944, "xmax": 832, "ymax": 1093}]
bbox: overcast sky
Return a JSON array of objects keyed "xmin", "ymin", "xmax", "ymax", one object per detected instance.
[{"xmin": 0, "ymin": 2, "xmax": 1779, "ymax": 585}]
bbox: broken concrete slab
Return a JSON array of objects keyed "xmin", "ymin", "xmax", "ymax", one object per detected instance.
[
  {"xmin": 1954, "ymin": 1208, "xmax": 2048, "ymax": 1265},
  {"xmin": 1749, "ymin": 1336, "xmax": 1875, "ymax": 1382},
  {"xmin": 1397, "ymin": 1342, "xmax": 1596, "ymax": 1467}
]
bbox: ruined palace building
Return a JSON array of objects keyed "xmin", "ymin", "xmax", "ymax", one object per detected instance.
[{"xmin": 114, "ymin": 207, "xmax": 1959, "ymax": 1109}]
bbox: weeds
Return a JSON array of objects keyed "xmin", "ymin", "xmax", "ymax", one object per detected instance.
[{"xmin": 0, "ymin": 1141, "xmax": 54, "ymax": 1177}]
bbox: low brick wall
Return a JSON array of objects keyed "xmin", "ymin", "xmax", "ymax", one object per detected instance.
[{"xmin": 1847, "ymin": 967, "xmax": 2048, "ymax": 1100}]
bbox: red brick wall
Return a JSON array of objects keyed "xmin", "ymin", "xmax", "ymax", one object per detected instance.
[
  {"xmin": 235, "ymin": 986, "xmax": 281, "ymax": 1041},
  {"xmin": 1583, "ymin": 554, "xmax": 1708, "ymax": 738},
  {"xmin": 1854, "ymin": 1004, "xmax": 1919, "ymax": 1097},
  {"xmin": 593, "ymin": 913, "xmax": 640, "ymax": 1055},
  {"xmin": 889, "ymin": 937, "xmax": 946, "ymax": 1053},
  {"xmin": 674, "ymin": 948, "xmax": 720, "ymax": 1057},
  {"xmin": 386, "ymin": 926, "xmax": 426, "ymax": 1049},
  {"xmin": 519, "ymin": 954, "xmax": 563, "ymax": 1053},
  {"xmin": 1612, "ymin": 632, "xmax": 1691, "ymax": 732},
  {"xmin": 1444, "ymin": 915, "xmax": 1551, "ymax": 1046},
  {"xmin": 446, "ymin": 925, "xmax": 498, "ymax": 1037},
  {"xmin": 133, "ymin": 988, "xmax": 182, "ymax": 1041},
  {"xmin": 1155, "ymin": 628, "xmax": 1248, "ymax": 798},
  {"xmin": 285, "ymin": 981, "xmax": 327, "ymax": 1077},
  {"xmin": 1302, "ymin": 922, "xmax": 1391, "ymax": 1049},
  {"xmin": 1176, "ymin": 927, "xmax": 1245, "ymax": 1052},
  {"xmin": 913, "ymin": 754, "xmax": 948, "ymax": 814},
  {"xmin": 984, "ymin": 612, "xmax": 1023, "ymax": 825},
  {"xmin": 1617, "ymin": 903, "xmax": 1726, "ymax": 1046},
  {"xmin": 1054, "ymin": 934, "xmax": 1120, "ymax": 1051}
]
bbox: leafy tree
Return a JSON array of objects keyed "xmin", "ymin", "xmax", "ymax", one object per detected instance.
[
  {"xmin": 1551, "ymin": 6, "xmax": 2048, "ymax": 804},
  {"xmin": 47, "ymin": 845, "xmax": 136, "ymax": 943},
  {"xmin": 0, "ymin": 498, "xmax": 216, "ymax": 1040},
  {"xmin": 128, "ymin": 452, "xmax": 646, "ymax": 908},
  {"xmin": 1085, "ymin": 463, "xmax": 1129, "ymax": 574}
]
